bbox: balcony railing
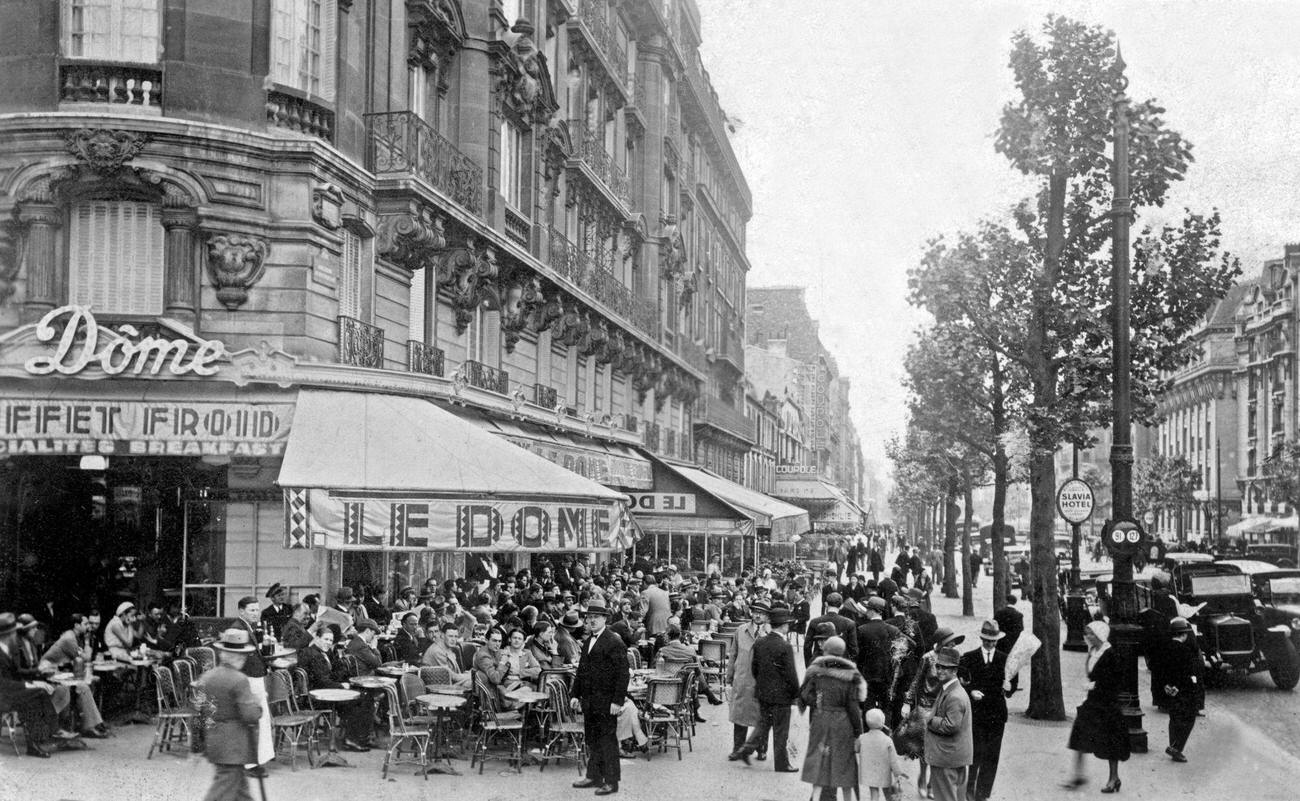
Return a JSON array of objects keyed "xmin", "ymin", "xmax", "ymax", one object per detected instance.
[
  {"xmin": 622, "ymin": 414, "xmax": 639, "ymax": 434},
  {"xmin": 407, "ymin": 340, "xmax": 445, "ymax": 377},
  {"xmin": 533, "ymin": 383, "xmax": 558, "ymax": 409},
  {"xmin": 339, "ymin": 316, "xmax": 385, "ymax": 368},
  {"xmin": 568, "ymin": 119, "xmax": 632, "ymax": 209},
  {"xmin": 463, "ymin": 360, "xmax": 510, "ymax": 394},
  {"xmin": 504, "ymin": 206, "xmax": 530, "ymax": 248},
  {"xmin": 267, "ymin": 89, "xmax": 334, "ymax": 141},
  {"xmin": 695, "ymin": 395, "xmax": 755, "ymax": 443},
  {"xmin": 574, "ymin": 0, "xmax": 628, "ymax": 86},
  {"xmin": 548, "ymin": 228, "xmax": 660, "ymax": 338},
  {"xmin": 678, "ymin": 337, "xmax": 707, "ymax": 372},
  {"xmin": 60, "ymin": 62, "xmax": 162, "ymax": 107},
  {"xmin": 366, "ymin": 110, "xmax": 483, "ymax": 214}
]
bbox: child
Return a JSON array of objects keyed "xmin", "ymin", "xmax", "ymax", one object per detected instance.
[{"xmin": 859, "ymin": 707, "xmax": 905, "ymax": 801}]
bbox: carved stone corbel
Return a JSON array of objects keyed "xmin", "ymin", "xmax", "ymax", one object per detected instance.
[
  {"xmin": 579, "ymin": 316, "xmax": 608, "ymax": 359},
  {"xmin": 377, "ymin": 210, "xmax": 447, "ymax": 271},
  {"xmin": 500, "ymin": 272, "xmax": 545, "ymax": 352},
  {"xmin": 551, "ymin": 299, "xmax": 588, "ymax": 347},
  {"xmin": 64, "ymin": 128, "xmax": 148, "ymax": 174},
  {"xmin": 206, "ymin": 234, "xmax": 269, "ymax": 310},
  {"xmin": 435, "ymin": 240, "xmax": 498, "ymax": 333},
  {"xmin": 312, "ymin": 183, "xmax": 343, "ymax": 230}
]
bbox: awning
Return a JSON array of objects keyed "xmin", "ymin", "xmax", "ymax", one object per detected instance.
[
  {"xmin": 775, "ymin": 476, "xmax": 864, "ymax": 526},
  {"xmin": 1265, "ymin": 515, "xmax": 1299, "ymax": 532},
  {"xmin": 1225, "ymin": 516, "xmax": 1271, "ymax": 537},
  {"xmin": 662, "ymin": 463, "xmax": 809, "ymax": 541},
  {"xmin": 278, "ymin": 390, "xmax": 635, "ymax": 552}
]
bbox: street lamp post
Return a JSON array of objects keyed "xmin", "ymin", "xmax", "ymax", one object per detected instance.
[{"xmin": 1107, "ymin": 47, "xmax": 1148, "ymax": 753}]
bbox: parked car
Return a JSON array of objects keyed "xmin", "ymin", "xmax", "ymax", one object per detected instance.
[
  {"xmin": 1163, "ymin": 561, "xmax": 1300, "ymax": 690},
  {"xmin": 1245, "ymin": 544, "xmax": 1298, "ymax": 568},
  {"xmin": 1249, "ymin": 568, "xmax": 1300, "ymax": 645}
]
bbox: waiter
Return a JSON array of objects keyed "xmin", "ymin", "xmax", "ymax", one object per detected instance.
[{"xmin": 570, "ymin": 597, "xmax": 629, "ymax": 796}]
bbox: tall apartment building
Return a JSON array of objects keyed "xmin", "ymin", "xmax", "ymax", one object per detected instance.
[{"xmin": 0, "ymin": 0, "xmax": 794, "ymax": 615}]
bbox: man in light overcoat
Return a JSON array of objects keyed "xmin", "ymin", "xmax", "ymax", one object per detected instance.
[{"xmin": 727, "ymin": 600, "xmax": 770, "ymax": 757}]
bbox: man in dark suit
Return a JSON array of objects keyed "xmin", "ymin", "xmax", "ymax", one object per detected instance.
[
  {"xmin": 393, "ymin": 611, "xmax": 424, "ymax": 664},
  {"xmin": 855, "ymin": 596, "xmax": 900, "ymax": 713},
  {"xmin": 729, "ymin": 608, "xmax": 800, "ymax": 772},
  {"xmin": 570, "ymin": 598, "xmax": 629, "ymax": 796},
  {"xmin": 261, "ymin": 583, "xmax": 293, "ymax": 639},
  {"xmin": 194, "ymin": 628, "xmax": 262, "ymax": 801},
  {"xmin": 803, "ymin": 593, "xmax": 858, "ymax": 665},
  {"xmin": 298, "ymin": 627, "xmax": 373, "ymax": 751},
  {"xmin": 1163, "ymin": 616, "xmax": 1204, "ymax": 763},
  {"xmin": 0, "ymin": 612, "xmax": 71, "ymax": 757},
  {"xmin": 959, "ymin": 620, "xmax": 1010, "ymax": 801}
]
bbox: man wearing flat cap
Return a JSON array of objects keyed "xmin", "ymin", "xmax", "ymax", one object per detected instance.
[
  {"xmin": 923, "ymin": 647, "xmax": 972, "ymax": 801},
  {"xmin": 804, "ymin": 593, "xmax": 858, "ymax": 666},
  {"xmin": 193, "ymin": 628, "xmax": 262, "ymax": 801},
  {"xmin": 960, "ymin": 621, "xmax": 1010, "ymax": 801},
  {"xmin": 261, "ymin": 583, "xmax": 292, "ymax": 639}
]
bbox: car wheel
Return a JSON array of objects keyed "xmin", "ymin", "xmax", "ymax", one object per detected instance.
[{"xmin": 1265, "ymin": 637, "xmax": 1300, "ymax": 691}]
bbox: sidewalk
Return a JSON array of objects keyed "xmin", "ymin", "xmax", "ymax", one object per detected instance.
[{"xmin": 926, "ymin": 587, "xmax": 1300, "ymax": 801}]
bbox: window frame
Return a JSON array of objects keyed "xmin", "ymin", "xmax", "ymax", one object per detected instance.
[
  {"xmin": 61, "ymin": 0, "xmax": 162, "ymax": 64},
  {"xmin": 271, "ymin": 0, "xmax": 338, "ymax": 103},
  {"xmin": 66, "ymin": 199, "xmax": 166, "ymax": 317}
]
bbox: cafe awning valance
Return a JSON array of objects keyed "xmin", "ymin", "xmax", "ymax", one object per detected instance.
[
  {"xmin": 775, "ymin": 476, "xmax": 865, "ymax": 526},
  {"xmin": 277, "ymin": 390, "xmax": 635, "ymax": 552},
  {"xmin": 663, "ymin": 463, "xmax": 809, "ymax": 542}
]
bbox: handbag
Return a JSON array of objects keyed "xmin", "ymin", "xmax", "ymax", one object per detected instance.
[{"xmin": 892, "ymin": 707, "xmax": 926, "ymax": 759}]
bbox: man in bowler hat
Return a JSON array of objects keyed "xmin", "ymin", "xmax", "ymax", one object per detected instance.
[
  {"xmin": 571, "ymin": 597, "xmax": 629, "ymax": 796},
  {"xmin": 193, "ymin": 628, "xmax": 263, "ymax": 801}
]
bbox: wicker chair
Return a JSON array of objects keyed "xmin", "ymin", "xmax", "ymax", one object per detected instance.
[
  {"xmin": 266, "ymin": 669, "xmax": 320, "ymax": 770},
  {"xmin": 538, "ymin": 676, "xmax": 586, "ymax": 773},
  {"xmin": 697, "ymin": 639, "xmax": 728, "ymax": 693},
  {"xmin": 184, "ymin": 646, "xmax": 216, "ymax": 675},
  {"xmin": 398, "ymin": 673, "xmax": 437, "ymax": 727},
  {"xmin": 147, "ymin": 666, "xmax": 197, "ymax": 758},
  {"xmin": 470, "ymin": 671, "xmax": 523, "ymax": 773},
  {"xmin": 171, "ymin": 658, "xmax": 196, "ymax": 705},
  {"xmin": 381, "ymin": 684, "xmax": 431, "ymax": 780},
  {"xmin": 419, "ymin": 665, "xmax": 451, "ymax": 687},
  {"xmin": 641, "ymin": 678, "xmax": 687, "ymax": 760},
  {"xmin": 625, "ymin": 648, "xmax": 642, "ymax": 671}
]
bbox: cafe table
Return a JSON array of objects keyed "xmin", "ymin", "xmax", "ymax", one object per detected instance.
[
  {"xmin": 308, "ymin": 688, "xmax": 362, "ymax": 768},
  {"xmin": 265, "ymin": 647, "xmax": 297, "ymax": 670},
  {"xmin": 377, "ymin": 663, "xmax": 418, "ymax": 678},
  {"xmin": 415, "ymin": 693, "xmax": 468, "ymax": 775},
  {"xmin": 504, "ymin": 686, "xmax": 552, "ymax": 765}
]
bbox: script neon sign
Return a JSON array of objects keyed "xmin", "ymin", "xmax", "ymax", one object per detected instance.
[{"xmin": 24, "ymin": 305, "xmax": 225, "ymax": 377}]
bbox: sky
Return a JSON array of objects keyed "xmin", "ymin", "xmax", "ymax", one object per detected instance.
[{"xmin": 694, "ymin": 0, "xmax": 1300, "ymax": 487}]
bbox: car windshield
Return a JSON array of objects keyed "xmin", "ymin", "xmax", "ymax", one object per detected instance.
[
  {"xmin": 1267, "ymin": 576, "xmax": 1300, "ymax": 605},
  {"xmin": 1189, "ymin": 573, "xmax": 1251, "ymax": 596}
]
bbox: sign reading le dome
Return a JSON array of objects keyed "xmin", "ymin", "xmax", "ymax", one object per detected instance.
[
  {"xmin": 1056, "ymin": 478, "xmax": 1095, "ymax": 525},
  {"xmin": 23, "ymin": 305, "xmax": 225, "ymax": 377}
]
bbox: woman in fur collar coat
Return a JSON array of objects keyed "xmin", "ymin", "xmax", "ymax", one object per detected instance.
[{"xmin": 798, "ymin": 636, "xmax": 867, "ymax": 801}]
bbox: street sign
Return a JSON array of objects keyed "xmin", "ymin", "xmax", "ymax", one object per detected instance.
[
  {"xmin": 1056, "ymin": 478, "xmax": 1095, "ymax": 525},
  {"xmin": 1102, "ymin": 518, "xmax": 1145, "ymax": 556},
  {"xmin": 1143, "ymin": 510, "xmax": 1155, "ymax": 526}
]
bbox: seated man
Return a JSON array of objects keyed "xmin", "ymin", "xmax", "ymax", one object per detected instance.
[
  {"xmin": 654, "ymin": 625, "xmax": 724, "ymax": 711},
  {"xmin": 421, "ymin": 623, "xmax": 471, "ymax": 686},
  {"xmin": 280, "ymin": 603, "xmax": 315, "ymax": 651},
  {"xmin": 345, "ymin": 620, "xmax": 382, "ymax": 676},
  {"xmin": 0, "ymin": 612, "xmax": 76, "ymax": 757},
  {"xmin": 297, "ymin": 628, "xmax": 374, "ymax": 752},
  {"xmin": 393, "ymin": 613, "xmax": 425, "ymax": 664},
  {"xmin": 36, "ymin": 614, "xmax": 108, "ymax": 738},
  {"xmin": 472, "ymin": 627, "xmax": 523, "ymax": 708}
]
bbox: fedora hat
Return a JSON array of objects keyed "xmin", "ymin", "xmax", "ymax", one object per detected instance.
[
  {"xmin": 0, "ymin": 613, "xmax": 17, "ymax": 637},
  {"xmin": 978, "ymin": 620, "xmax": 1006, "ymax": 641},
  {"xmin": 1170, "ymin": 616, "xmax": 1193, "ymax": 634},
  {"xmin": 559, "ymin": 609, "xmax": 584, "ymax": 629},
  {"xmin": 582, "ymin": 598, "xmax": 614, "ymax": 617},
  {"xmin": 935, "ymin": 646, "xmax": 961, "ymax": 668},
  {"xmin": 212, "ymin": 628, "xmax": 256, "ymax": 654},
  {"xmin": 932, "ymin": 627, "xmax": 965, "ymax": 648},
  {"xmin": 768, "ymin": 608, "xmax": 794, "ymax": 627}
]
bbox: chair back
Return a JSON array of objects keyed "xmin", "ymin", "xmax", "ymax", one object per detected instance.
[
  {"xmin": 152, "ymin": 666, "xmax": 180, "ymax": 712},
  {"xmin": 657, "ymin": 658, "xmax": 692, "ymax": 676},
  {"xmin": 546, "ymin": 676, "xmax": 575, "ymax": 724},
  {"xmin": 383, "ymin": 684, "xmax": 413, "ymax": 735},
  {"xmin": 338, "ymin": 653, "xmax": 359, "ymax": 679},
  {"xmin": 291, "ymin": 667, "xmax": 311, "ymax": 707},
  {"xmin": 378, "ymin": 641, "xmax": 398, "ymax": 663},
  {"xmin": 698, "ymin": 639, "xmax": 726, "ymax": 665},
  {"xmin": 266, "ymin": 670, "xmax": 293, "ymax": 714},
  {"xmin": 171, "ymin": 658, "xmax": 196, "ymax": 703},
  {"xmin": 185, "ymin": 646, "xmax": 215, "ymax": 675},
  {"xmin": 647, "ymin": 677, "xmax": 683, "ymax": 706},
  {"xmin": 420, "ymin": 666, "xmax": 450, "ymax": 687},
  {"xmin": 398, "ymin": 672, "xmax": 425, "ymax": 712},
  {"xmin": 471, "ymin": 671, "xmax": 503, "ymax": 721},
  {"xmin": 678, "ymin": 668, "xmax": 697, "ymax": 701},
  {"xmin": 625, "ymin": 648, "xmax": 642, "ymax": 670},
  {"xmin": 538, "ymin": 666, "xmax": 572, "ymax": 692}
]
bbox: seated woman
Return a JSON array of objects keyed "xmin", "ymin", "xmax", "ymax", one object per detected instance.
[
  {"xmin": 501, "ymin": 627, "xmax": 542, "ymax": 687},
  {"xmin": 473, "ymin": 627, "xmax": 524, "ymax": 708},
  {"xmin": 524, "ymin": 621, "xmax": 566, "ymax": 670}
]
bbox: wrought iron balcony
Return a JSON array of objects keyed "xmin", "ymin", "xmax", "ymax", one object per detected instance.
[
  {"xmin": 339, "ymin": 316, "xmax": 384, "ymax": 368},
  {"xmin": 695, "ymin": 395, "xmax": 755, "ymax": 444},
  {"xmin": 571, "ymin": 0, "xmax": 628, "ymax": 86},
  {"xmin": 549, "ymin": 228, "xmax": 585, "ymax": 285},
  {"xmin": 407, "ymin": 340, "xmax": 445, "ymax": 377},
  {"xmin": 568, "ymin": 119, "xmax": 632, "ymax": 209},
  {"xmin": 366, "ymin": 110, "xmax": 483, "ymax": 215},
  {"xmin": 533, "ymin": 383, "xmax": 558, "ymax": 409},
  {"xmin": 60, "ymin": 62, "xmax": 162, "ymax": 107},
  {"xmin": 463, "ymin": 360, "xmax": 510, "ymax": 394},
  {"xmin": 548, "ymin": 228, "xmax": 660, "ymax": 338},
  {"xmin": 267, "ymin": 89, "xmax": 334, "ymax": 141}
]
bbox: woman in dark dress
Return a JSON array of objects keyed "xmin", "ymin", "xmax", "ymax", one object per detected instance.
[
  {"xmin": 1064, "ymin": 620, "xmax": 1129, "ymax": 793},
  {"xmin": 798, "ymin": 636, "xmax": 866, "ymax": 801}
]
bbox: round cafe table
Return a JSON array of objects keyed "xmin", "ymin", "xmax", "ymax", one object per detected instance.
[
  {"xmin": 377, "ymin": 664, "xmax": 416, "ymax": 678},
  {"xmin": 308, "ymin": 688, "xmax": 362, "ymax": 768},
  {"xmin": 415, "ymin": 693, "xmax": 468, "ymax": 775},
  {"xmin": 424, "ymin": 683, "xmax": 468, "ymax": 695},
  {"xmin": 505, "ymin": 687, "xmax": 552, "ymax": 764}
]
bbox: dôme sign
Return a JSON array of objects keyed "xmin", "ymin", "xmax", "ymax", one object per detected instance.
[{"xmin": 24, "ymin": 305, "xmax": 225, "ymax": 377}]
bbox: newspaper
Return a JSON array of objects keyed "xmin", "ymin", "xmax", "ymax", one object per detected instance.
[{"xmin": 1004, "ymin": 630, "xmax": 1042, "ymax": 683}]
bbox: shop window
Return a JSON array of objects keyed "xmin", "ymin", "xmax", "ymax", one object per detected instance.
[
  {"xmin": 62, "ymin": 0, "xmax": 161, "ymax": 62},
  {"xmin": 339, "ymin": 229, "xmax": 363, "ymax": 319},
  {"xmin": 67, "ymin": 200, "xmax": 164, "ymax": 316},
  {"xmin": 271, "ymin": 0, "xmax": 337, "ymax": 101},
  {"xmin": 499, "ymin": 120, "xmax": 526, "ymax": 212}
]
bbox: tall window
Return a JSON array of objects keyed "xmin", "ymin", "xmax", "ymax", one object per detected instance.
[
  {"xmin": 272, "ymin": 0, "xmax": 337, "ymax": 101},
  {"xmin": 408, "ymin": 269, "xmax": 426, "ymax": 342},
  {"xmin": 500, "ymin": 121, "xmax": 526, "ymax": 211},
  {"xmin": 408, "ymin": 65, "xmax": 428, "ymax": 120},
  {"xmin": 63, "ymin": 0, "xmax": 160, "ymax": 62},
  {"xmin": 68, "ymin": 201, "xmax": 164, "ymax": 316},
  {"xmin": 339, "ymin": 229, "xmax": 362, "ymax": 319}
]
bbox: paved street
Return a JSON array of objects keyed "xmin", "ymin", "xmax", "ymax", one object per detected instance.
[{"xmin": 4, "ymin": 585, "xmax": 1298, "ymax": 801}]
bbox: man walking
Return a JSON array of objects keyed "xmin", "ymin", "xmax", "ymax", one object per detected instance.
[
  {"xmin": 804, "ymin": 593, "xmax": 858, "ymax": 665},
  {"xmin": 728, "ymin": 600, "xmax": 770, "ymax": 759},
  {"xmin": 729, "ymin": 608, "xmax": 800, "ymax": 772},
  {"xmin": 923, "ymin": 647, "xmax": 972, "ymax": 801},
  {"xmin": 194, "ymin": 628, "xmax": 262, "ymax": 801},
  {"xmin": 571, "ymin": 598, "xmax": 629, "ymax": 796},
  {"xmin": 1163, "ymin": 616, "xmax": 1204, "ymax": 763},
  {"xmin": 855, "ymin": 596, "xmax": 899, "ymax": 714},
  {"xmin": 960, "ymin": 621, "xmax": 1010, "ymax": 801}
]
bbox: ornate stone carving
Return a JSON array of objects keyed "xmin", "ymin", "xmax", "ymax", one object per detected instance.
[
  {"xmin": 206, "ymin": 234, "xmax": 269, "ymax": 310},
  {"xmin": 312, "ymin": 183, "xmax": 343, "ymax": 230},
  {"xmin": 435, "ymin": 241, "xmax": 499, "ymax": 333},
  {"xmin": 377, "ymin": 210, "xmax": 446, "ymax": 271},
  {"xmin": 64, "ymin": 128, "xmax": 148, "ymax": 174},
  {"xmin": 551, "ymin": 299, "xmax": 589, "ymax": 347},
  {"xmin": 408, "ymin": 0, "xmax": 464, "ymax": 72},
  {"xmin": 500, "ymin": 273, "xmax": 545, "ymax": 352},
  {"xmin": 493, "ymin": 18, "xmax": 560, "ymax": 125},
  {"xmin": 658, "ymin": 212, "xmax": 687, "ymax": 279},
  {"xmin": 579, "ymin": 316, "xmax": 608, "ymax": 359},
  {"xmin": 0, "ymin": 219, "xmax": 20, "ymax": 303}
]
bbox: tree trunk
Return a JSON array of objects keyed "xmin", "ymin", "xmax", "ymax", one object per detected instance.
[
  {"xmin": 961, "ymin": 478, "xmax": 975, "ymax": 616},
  {"xmin": 943, "ymin": 476, "xmax": 960, "ymax": 598},
  {"xmin": 990, "ymin": 354, "xmax": 1010, "ymax": 613}
]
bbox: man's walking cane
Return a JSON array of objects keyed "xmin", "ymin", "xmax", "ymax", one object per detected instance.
[{"xmin": 249, "ymin": 726, "xmax": 268, "ymax": 801}]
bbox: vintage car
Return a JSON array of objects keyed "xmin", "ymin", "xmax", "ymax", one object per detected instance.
[
  {"xmin": 1245, "ymin": 544, "xmax": 1298, "ymax": 568},
  {"xmin": 1165, "ymin": 560, "xmax": 1300, "ymax": 690},
  {"xmin": 1249, "ymin": 568, "xmax": 1300, "ymax": 642}
]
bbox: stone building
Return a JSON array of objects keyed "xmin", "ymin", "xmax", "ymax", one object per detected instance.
[{"xmin": 0, "ymin": 0, "xmax": 791, "ymax": 616}]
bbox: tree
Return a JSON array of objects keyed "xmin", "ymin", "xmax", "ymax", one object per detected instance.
[
  {"xmin": 1262, "ymin": 440, "xmax": 1300, "ymax": 518},
  {"xmin": 1134, "ymin": 454, "xmax": 1200, "ymax": 541},
  {"xmin": 991, "ymin": 16, "xmax": 1241, "ymax": 720}
]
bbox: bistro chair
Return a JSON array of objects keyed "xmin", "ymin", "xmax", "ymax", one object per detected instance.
[
  {"xmin": 625, "ymin": 648, "xmax": 642, "ymax": 671},
  {"xmin": 537, "ymin": 666, "xmax": 573, "ymax": 693},
  {"xmin": 538, "ymin": 676, "xmax": 585, "ymax": 773},
  {"xmin": 470, "ymin": 671, "xmax": 524, "ymax": 774},
  {"xmin": 184, "ymin": 646, "xmax": 216, "ymax": 676},
  {"xmin": 419, "ymin": 666, "xmax": 451, "ymax": 687},
  {"xmin": 171, "ymin": 658, "xmax": 196, "ymax": 704},
  {"xmin": 338, "ymin": 654, "xmax": 360, "ymax": 679},
  {"xmin": 641, "ymin": 678, "xmax": 686, "ymax": 761},
  {"xmin": 381, "ymin": 683, "xmax": 430, "ymax": 780},
  {"xmin": 677, "ymin": 670, "xmax": 698, "ymax": 747},
  {"xmin": 147, "ymin": 666, "xmax": 197, "ymax": 758},
  {"xmin": 266, "ymin": 669, "xmax": 320, "ymax": 771},
  {"xmin": 398, "ymin": 673, "xmax": 437, "ymax": 727},
  {"xmin": 291, "ymin": 668, "xmax": 313, "ymax": 710},
  {"xmin": 697, "ymin": 639, "xmax": 728, "ymax": 693},
  {"xmin": 378, "ymin": 641, "xmax": 398, "ymax": 664}
]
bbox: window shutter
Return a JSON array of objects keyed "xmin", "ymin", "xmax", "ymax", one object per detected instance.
[
  {"xmin": 68, "ymin": 201, "xmax": 163, "ymax": 316},
  {"xmin": 339, "ymin": 229, "xmax": 361, "ymax": 319},
  {"xmin": 271, "ymin": 0, "xmax": 296, "ymax": 86},
  {"xmin": 318, "ymin": 0, "xmax": 337, "ymax": 101},
  {"xmin": 408, "ymin": 268, "xmax": 426, "ymax": 343}
]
